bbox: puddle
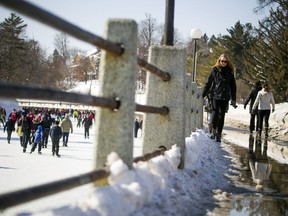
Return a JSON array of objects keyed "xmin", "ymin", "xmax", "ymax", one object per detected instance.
[{"xmin": 213, "ymin": 134, "xmax": 288, "ymax": 215}]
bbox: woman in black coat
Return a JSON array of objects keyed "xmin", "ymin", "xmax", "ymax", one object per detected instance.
[
  {"xmin": 4, "ymin": 117, "xmax": 15, "ymax": 144},
  {"xmin": 244, "ymin": 80, "xmax": 262, "ymax": 133},
  {"xmin": 202, "ymin": 54, "xmax": 237, "ymax": 142}
]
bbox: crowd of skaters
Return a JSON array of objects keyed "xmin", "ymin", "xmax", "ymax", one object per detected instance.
[{"xmin": 1, "ymin": 106, "xmax": 95, "ymax": 157}]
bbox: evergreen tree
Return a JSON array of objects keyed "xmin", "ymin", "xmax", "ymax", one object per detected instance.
[
  {"xmin": 245, "ymin": 0, "xmax": 288, "ymax": 102},
  {"xmin": 221, "ymin": 21, "xmax": 256, "ymax": 80},
  {"xmin": 0, "ymin": 13, "xmax": 27, "ymax": 82}
]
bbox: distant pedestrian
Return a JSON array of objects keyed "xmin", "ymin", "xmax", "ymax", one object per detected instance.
[
  {"xmin": 0, "ymin": 107, "xmax": 5, "ymax": 127},
  {"xmin": 76, "ymin": 114, "xmax": 82, "ymax": 127},
  {"xmin": 252, "ymin": 83, "xmax": 275, "ymax": 138},
  {"xmin": 60, "ymin": 113, "xmax": 73, "ymax": 147},
  {"xmin": 244, "ymin": 80, "xmax": 262, "ymax": 133},
  {"xmin": 88, "ymin": 112, "xmax": 94, "ymax": 126},
  {"xmin": 41, "ymin": 115, "xmax": 52, "ymax": 148},
  {"xmin": 50, "ymin": 120, "xmax": 62, "ymax": 157},
  {"xmin": 16, "ymin": 117, "xmax": 24, "ymax": 146},
  {"xmin": 4, "ymin": 117, "xmax": 15, "ymax": 144},
  {"xmin": 134, "ymin": 119, "xmax": 140, "ymax": 138},
  {"xmin": 9, "ymin": 109, "xmax": 17, "ymax": 126},
  {"xmin": 82, "ymin": 114, "xmax": 91, "ymax": 139},
  {"xmin": 21, "ymin": 114, "xmax": 33, "ymax": 153},
  {"xmin": 30, "ymin": 125, "xmax": 43, "ymax": 155}
]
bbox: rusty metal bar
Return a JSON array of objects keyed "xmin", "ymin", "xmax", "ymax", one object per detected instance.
[
  {"xmin": 0, "ymin": 0, "xmax": 123, "ymax": 55},
  {"xmin": 133, "ymin": 146, "xmax": 167, "ymax": 163},
  {"xmin": 135, "ymin": 104, "xmax": 169, "ymax": 115},
  {"xmin": 0, "ymin": 169, "xmax": 109, "ymax": 210},
  {"xmin": 0, "ymin": 145, "xmax": 168, "ymax": 210},
  {"xmin": 137, "ymin": 57, "xmax": 171, "ymax": 82},
  {"xmin": 0, "ymin": 83, "xmax": 119, "ymax": 110}
]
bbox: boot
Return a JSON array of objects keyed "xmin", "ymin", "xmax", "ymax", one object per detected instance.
[
  {"xmin": 216, "ymin": 133, "xmax": 221, "ymax": 142},
  {"xmin": 257, "ymin": 130, "xmax": 262, "ymax": 139},
  {"xmin": 210, "ymin": 129, "xmax": 216, "ymax": 139},
  {"xmin": 208, "ymin": 123, "xmax": 213, "ymax": 134},
  {"xmin": 265, "ymin": 128, "xmax": 269, "ymax": 137}
]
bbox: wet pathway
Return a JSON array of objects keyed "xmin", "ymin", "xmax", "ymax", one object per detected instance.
[{"xmin": 213, "ymin": 133, "xmax": 288, "ymax": 215}]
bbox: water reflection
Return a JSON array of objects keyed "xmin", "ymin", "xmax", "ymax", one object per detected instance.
[
  {"xmin": 248, "ymin": 135, "xmax": 272, "ymax": 191},
  {"xmin": 227, "ymin": 134, "xmax": 288, "ymax": 216}
]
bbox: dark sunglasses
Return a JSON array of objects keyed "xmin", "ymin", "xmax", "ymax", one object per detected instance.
[{"xmin": 220, "ymin": 60, "xmax": 227, "ymax": 63}]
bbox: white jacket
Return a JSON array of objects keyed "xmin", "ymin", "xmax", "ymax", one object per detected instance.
[{"xmin": 252, "ymin": 89, "xmax": 275, "ymax": 111}]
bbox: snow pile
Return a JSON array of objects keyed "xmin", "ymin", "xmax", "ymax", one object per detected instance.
[{"xmin": 30, "ymin": 129, "xmax": 232, "ymax": 216}]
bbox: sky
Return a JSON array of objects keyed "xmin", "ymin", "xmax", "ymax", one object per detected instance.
[
  {"xmin": 0, "ymin": 0, "xmax": 270, "ymax": 53},
  {"xmin": 0, "ymin": 81, "xmax": 287, "ymax": 215}
]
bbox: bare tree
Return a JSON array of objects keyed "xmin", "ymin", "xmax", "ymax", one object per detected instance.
[{"xmin": 54, "ymin": 32, "xmax": 69, "ymax": 62}]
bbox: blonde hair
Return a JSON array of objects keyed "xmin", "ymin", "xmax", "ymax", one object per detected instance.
[{"xmin": 213, "ymin": 54, "xmax": 234, "ymax": 73}]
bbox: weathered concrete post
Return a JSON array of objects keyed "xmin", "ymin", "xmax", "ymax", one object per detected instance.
[
  {"xmin": 196, "ymin": 87, "xmax": 204, "ymax": 129},
  {"xmin": 190, "ymin": 82, "xmax": 198, "ymax": 132},
  {"xmin": 94, "ymin": 19, "xmax": 137, "ymax": 169},
  {"xmin": 185, "ymin": 74, "xmax": 192, "ymax": 137},
  {"xmin": 142, "ymin": 46, "xmax": 187, "ymax": 168}
]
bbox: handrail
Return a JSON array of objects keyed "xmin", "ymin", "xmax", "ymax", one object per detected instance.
[
  {"xmin": 137, "ymin": 57, "xmax": 170, "ymax": 81},
  {"xmin": 0, "ymin": 83, "xmax": 119, "ymax": 110},
  {"xmin": 0, "ymin": 83, "xmax": 169, "ymax": 115},
  {"xmin": 0, "ymin": 0, "xmax": 123, "ymax": 55},
  {"xmin": 0, "ymin": 169, "xmax": 109, "ymax": 210}
]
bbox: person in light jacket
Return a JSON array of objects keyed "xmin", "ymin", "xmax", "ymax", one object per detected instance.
[
  {"xmin": 60, "ymin": 114, "xmax": 73, "ymax": 147},
  {"xmin": 244, "ymin": 80, "xmax": 262, "ymax": 133},
  {"xmin": 252, "ymin": 83, "xmax": 275, "ymax": 138}
]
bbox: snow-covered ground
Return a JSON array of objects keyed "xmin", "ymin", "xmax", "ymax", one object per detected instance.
[{"xmin": 0, "ymin": 81, "xmax": 287, "ymax": 216}]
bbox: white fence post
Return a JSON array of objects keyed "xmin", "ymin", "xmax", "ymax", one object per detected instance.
[
  {"xmin": 94, "ymin": 19, "xmax": 137, "ymax": 169},
  {"xmin": 141, "ymin": 46, "xmax": 187, "ymax": 168}
]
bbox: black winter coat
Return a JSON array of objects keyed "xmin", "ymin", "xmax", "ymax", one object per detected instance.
[
  {"xmin": 4, "ymin": 119, "xmax": 15, "ymax": 132},
  {"xmin": 244, "ymin": 86, "xmax": 262, "ymax": 114},
  {"xmin": 50, "ymin": 125, "xmax": 62, "ymax": 140},
  {"xmin": 21, "ymin": 117, "xmax": 33, "ymax": 132},
  {"xmin": 203, "ymin": 66, "xmax": 236, "ymax": 101}
]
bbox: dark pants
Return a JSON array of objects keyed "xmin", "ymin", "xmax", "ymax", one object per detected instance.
[
  {"xmin": 6, "ymin": 130, "xmax": 12, "ymax": 143},
  {"xmin": 84, "ymin": 127, "xmax": 89, "ymax": 138},
  {"xmin": 249, "ymin": 113, "xmax": 259, "ymax": 132},
  {"xmin": 19, "ymin": 136, "xmax": 23, "ymax": 146},
  {"xmin": 23, "ymin": 130, "xmax": 31, "ymax": 150},
  {"xmin": 42, "ymin": 129, "xmax": 50, "ymax": 147},
  {"xmin": 62, "ymin": 132, "xmax": 69, "ymax": 146},
  {"xmin": 31, "ymin": 142, "xmax": 42, "ymax": 152},
  {"xmin": 51, "ymin": 138, "xmax": 60, "ymax": 155},
  {"xmin": 258, "ymin": 110, "xmax": 270, "ymax": 131},
  {"xmin": 211, "ymin": 99, "xmax": 229, "ymax": 135}
]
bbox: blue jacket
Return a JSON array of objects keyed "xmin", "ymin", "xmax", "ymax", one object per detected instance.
[{"xmin": 34, "ymin": 125, "xmax": 43, "ymax": 143}]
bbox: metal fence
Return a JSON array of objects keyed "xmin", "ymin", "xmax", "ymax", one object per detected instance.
[{"xmin": 0, "ymin": 0, "xmax": 203, "ymax": 210}]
